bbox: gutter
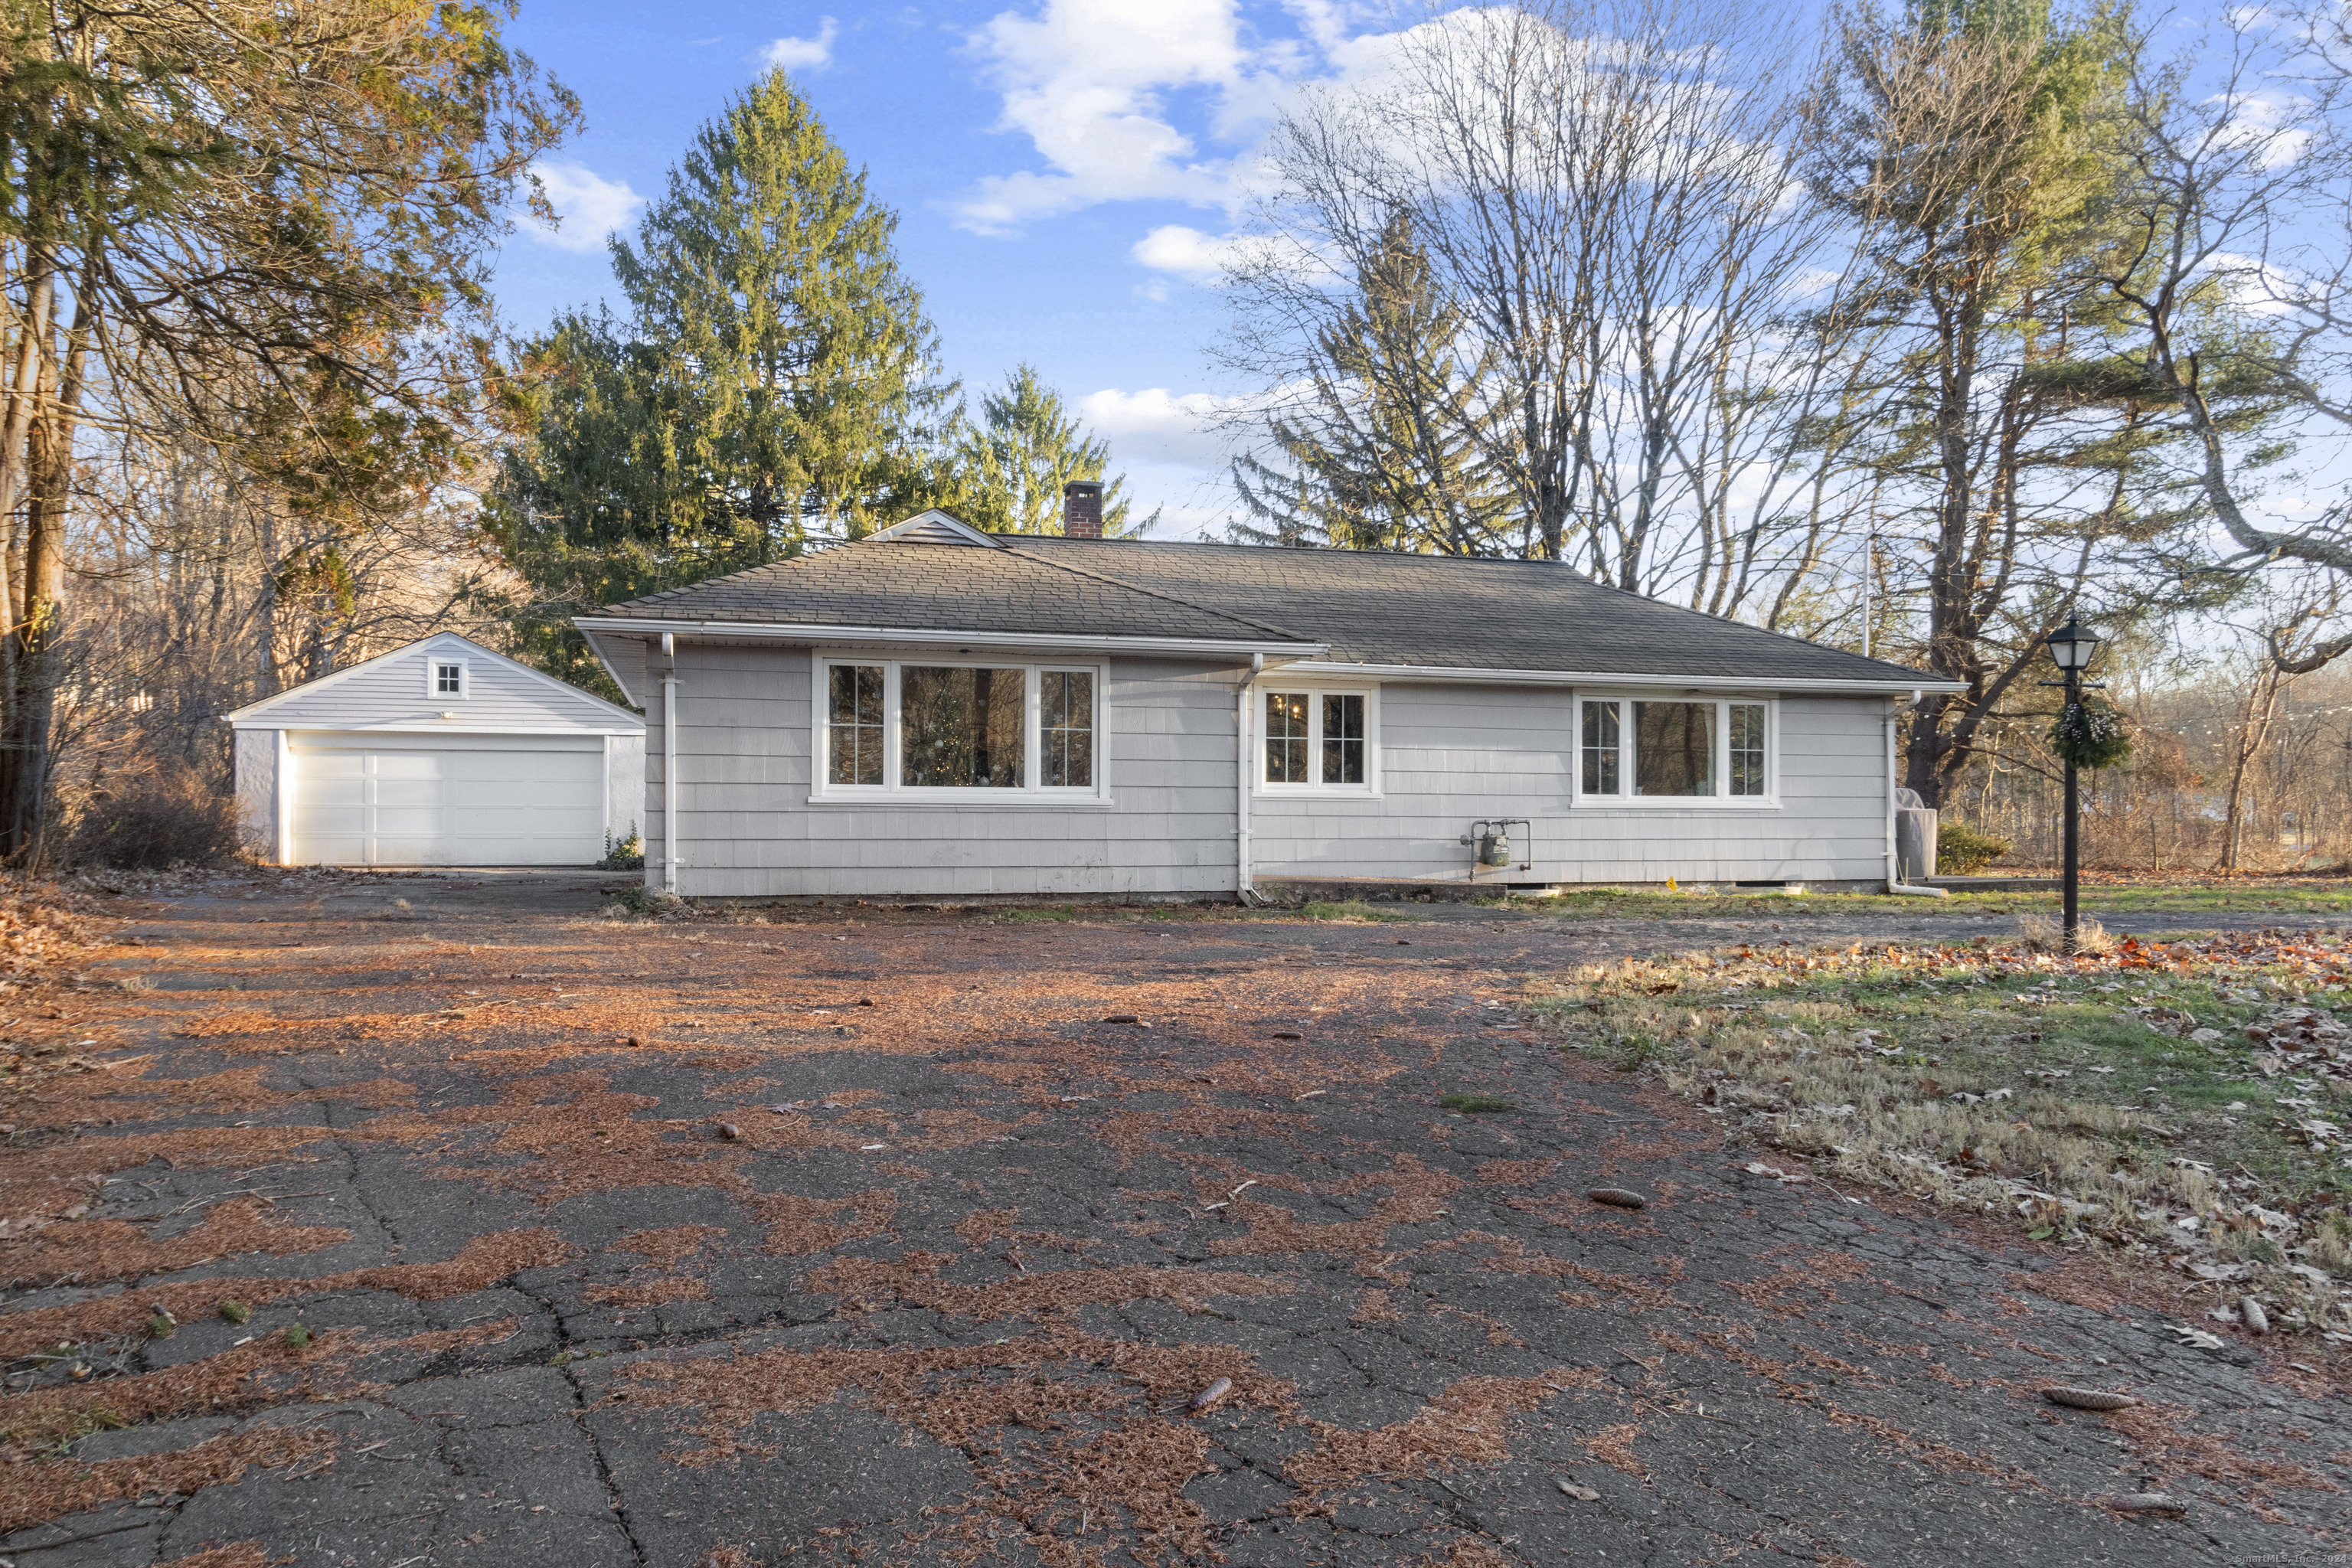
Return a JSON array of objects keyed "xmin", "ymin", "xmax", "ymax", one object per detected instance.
[
  {"xmin": 661, "ymin": 632, "xmax": 680, "ymax": 896},
  {"xmin": 1276, "ymin": 660, "xmax": 1967, "ymax": 696},
  {"xmin": 1885, "ymin": 689, "xmax": 1946, "ymax": 897}
]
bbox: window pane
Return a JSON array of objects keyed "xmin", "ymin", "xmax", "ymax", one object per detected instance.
[
  {"xmin": 1321, "ymin": 694, "xmax": 1366, "ymax": 785},
  {"xmin": 1634, "ymin": 701, "xmax": 1714, "ymax": 796},
  {"xmin": 1042, "ymin": 670, "xmax": 1094, "ymax": 789},
  {"xmin": 1265, "ymin": 693, "xmax": 1308, "ymax": 783},
  {"xmin": 903, "ymin": 667, "xmax": 1025, "ymax": 787},
  {"xmin": 436, "ymin": 663, "xmax": 461, "ymax": 694},
  {"xmin": 827, "ymin": 665, "xmax": 884, "ymax": 786},
  {"xmin": 1580, "ymin": 701, "xmax": 1620, "ymax": 795},
  {"xmin": 1729, "ymin": 703, "xmax": 1766, "ymax": 796}
]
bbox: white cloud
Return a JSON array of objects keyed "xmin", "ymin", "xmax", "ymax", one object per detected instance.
[
  {"xmin": 954, "ymin": 0, "xmax": 1255, "ymax": 234},
  {"xmin": 1129, "ymin": 224, "xmax": 1247, "ymax": 283},
  {"xmin": 521, "ymin": 161, "xmax": 644, "ymax": 253},
  {"xmin": 764, "ymin": 17, "xmax": 839, "ymax": 70},
  {"xmin": 1079, "ymin": 386, "xmax": 1240, "ymax": 469}
]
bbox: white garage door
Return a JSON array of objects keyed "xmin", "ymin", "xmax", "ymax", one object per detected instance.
[{"xmin": 289, "ymin": 737, "xmax": 605, "ymax": 866}]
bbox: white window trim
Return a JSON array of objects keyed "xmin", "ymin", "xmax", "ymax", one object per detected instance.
[
  {"xmin": 1251, "ymin": 681, "xmax": 1381, "ymax": 798},
  {"xmin": 425, "ymin": 657, "xmax": 469, "ymax": 700},
  {"xmin": 1571, "ymin": 693, "xmax": 1779, "ymax": 808},
  {"xmin": 808, "ymin": 654, "xmax": 1113, "ymax": 806}
]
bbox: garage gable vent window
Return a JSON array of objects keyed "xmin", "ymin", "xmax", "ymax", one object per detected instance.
[
  {"xmin": 814, "ymin": 657, "xmax": 1106, "ymax": 802},
  {"xmin": 1574, "ymin": 695, "xmax": 1775, "ymax": 806},
  {"xmin": 428, "ymin": 658, "xmax": 468, "ymax": 699}
]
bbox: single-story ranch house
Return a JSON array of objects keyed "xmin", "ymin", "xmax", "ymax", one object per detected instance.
[{"xmin": 576, "ymin": 485, "xmax": 1963, "ymax": 900}]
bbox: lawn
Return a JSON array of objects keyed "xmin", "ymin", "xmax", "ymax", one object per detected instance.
[
  {"xmin": 1505, "ymin": 875, "xmax": 2352, "ymax": 921},
  {"xmin": 1524, "ymin": 928, "xmax": 2352, "ymax": 1343}
]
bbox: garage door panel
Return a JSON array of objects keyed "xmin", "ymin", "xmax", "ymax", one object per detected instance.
[{"xmin": 289, "ymin": 740, "xmax": 603, "ymax": 866}]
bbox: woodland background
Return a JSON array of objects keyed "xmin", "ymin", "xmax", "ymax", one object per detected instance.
[{"xmin": 10, "ymin": 0, "xmax": 2352, "ymax": 872}]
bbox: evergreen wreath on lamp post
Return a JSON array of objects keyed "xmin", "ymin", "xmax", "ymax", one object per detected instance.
[{"xmin": 2050, "ymin": 696, "xmax": 2133, "ymax": 770}]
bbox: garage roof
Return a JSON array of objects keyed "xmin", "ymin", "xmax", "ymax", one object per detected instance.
[{"xmin": 222, "ymin": 632, "xmax": 643, "ymax": 732}]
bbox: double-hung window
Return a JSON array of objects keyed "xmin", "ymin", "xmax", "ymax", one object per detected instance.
[
  {"xmin": 1575, "ymin": 695, "xmax": 1773, "ymax": 805},
  {"xmin": 815, "ymin": 657, "xmax": 1106, "ymax": 801},
  {"xmin": 1257, "ymin": 685, "xmax": 1377, "ymax": 794}
]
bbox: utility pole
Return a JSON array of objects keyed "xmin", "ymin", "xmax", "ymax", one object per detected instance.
[{"xmin": 1860, "ymin": 526, "xmax": 1875, "ymax": 660}]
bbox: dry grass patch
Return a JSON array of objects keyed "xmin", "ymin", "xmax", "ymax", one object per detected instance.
[{"xmin": 1528, "ymin": 931, "xmax": 2352, "ymax": 1342}]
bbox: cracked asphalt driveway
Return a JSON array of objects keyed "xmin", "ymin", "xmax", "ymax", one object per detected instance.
[{"xmin": 2, "ymin": 874, "xmax": 2347, "ymax": 1568}]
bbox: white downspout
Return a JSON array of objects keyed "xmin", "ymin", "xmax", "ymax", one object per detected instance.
[
  {"xmin": 1236, "ymin": 653, "xmax": 1260, "ymax": 903},
  {"xmin": 273, "ymin": 728, "xmax": 293, "ymax": 867},
  {"xmin": 661, "ymin": 632, "xmax": 680, "ymax": 895},
  {"xmin": 1886, "ymin": 688, "xmax": 1946, "ymax": 897}
]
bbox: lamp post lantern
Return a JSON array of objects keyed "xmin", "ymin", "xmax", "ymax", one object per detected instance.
[{"xmin": 2044, "ymin": 616, "xmax": 2102, "ymax": 954}]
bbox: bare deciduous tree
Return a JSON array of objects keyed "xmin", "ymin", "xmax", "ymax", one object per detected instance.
[{"xmin": 1218, "ymin": 0, "xmax": 1838, "ymax": 599}]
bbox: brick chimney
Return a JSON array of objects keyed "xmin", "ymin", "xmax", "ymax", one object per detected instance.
[{"xmin": 1062, "ymin": 480, "xmax": 1103, "ymax": 540}]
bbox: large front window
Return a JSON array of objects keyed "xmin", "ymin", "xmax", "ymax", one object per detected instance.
[
  {"xmin": 815, "ymin": 659, "xmax": 1102, "ymax": 798},
  {"xmin": 1575, "ymin": 697, "xmax": 1772, "ymax": 804},
  {"xmin": 1259, "ymin": 685, "xmax": 1377, "ymax": 792}
]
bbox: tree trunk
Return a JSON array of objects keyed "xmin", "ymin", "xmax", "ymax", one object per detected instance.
[
  {"xmin": 0, "ymin": 267, "xmax": 93, "ymax": 863},
  {"xmin": 2215, "ymin": 669, "xmax": 2282, "ymax": 874}
]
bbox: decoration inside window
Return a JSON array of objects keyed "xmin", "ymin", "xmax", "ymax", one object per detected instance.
[
  {"xmin": 1260, "ymin": 688, "xmax": 1374, "ymax": 790},
  {"xmin": 1265, "ymin": 693, "xmax": 1309, "ymax": 783},
  {"xmin": 903, "ymin": 667, "xmax": 1025, "ymax": 788}
]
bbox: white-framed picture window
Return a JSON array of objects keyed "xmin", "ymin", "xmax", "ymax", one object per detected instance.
[
  {"xmin": 812, "ymin": 656, "xmax": 1108, "ymax": 802},
  {"xmin": 1256, "ymin": 684, "xmax": 1378, "ymax": 795},
  {"xmin": 1574, "ymin": 695, "xmax": 1775, "ymax": 806},
  {"xmin": 426, "ymin": 657, "xmax": 469, "ymax": 699}
]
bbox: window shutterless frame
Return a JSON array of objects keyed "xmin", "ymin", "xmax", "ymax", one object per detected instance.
[
  {"xmin": 424, "ymin": 658, "xmax": 469, "ymax": 699},
  {"xmin": 808, "ymin": 655, "xmax": 1112, "ymax": 804},
  {"xmin": 1571, "ymin": 694, "xmax": 1777, "ymax": 806},
  {"xmin": 1252, "ymin": 682, "xmax": 1380, "ymax": 796}
]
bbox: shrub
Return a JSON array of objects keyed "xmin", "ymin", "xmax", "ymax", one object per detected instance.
[
  {"xmin": 599, "ymin": 827, "xmax": 645, "ymax": 871},
  {"xmin": 65, "ymin": 763, "xmax": 241, "ymax": 869},
  {"xmin": 1936, "ymin": 821, "xmax": 2011, "ymax": 876}
]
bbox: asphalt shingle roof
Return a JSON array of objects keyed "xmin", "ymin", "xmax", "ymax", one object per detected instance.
[
  {"xmin": 586, "ymin": 541, "xmax": 1303, "ymax": 644},
  {"xmin": 591, "ymin": 533, "xmax": 1946, "ymax": 685}
]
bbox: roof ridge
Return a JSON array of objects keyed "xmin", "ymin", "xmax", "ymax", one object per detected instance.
[{"xmin": 993, "ymin": 543, "xmax": 1318, "ymax": 645}]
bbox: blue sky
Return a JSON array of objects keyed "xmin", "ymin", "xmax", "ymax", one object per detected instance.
[{"xmin": 492, "ymin": 0, "xmax": 1428, "ymax": 535}]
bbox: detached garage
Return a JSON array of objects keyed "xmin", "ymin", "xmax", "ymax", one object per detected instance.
[{"xmin": 225, "ymin": 632, "xmax": 645, "ymax": 867}]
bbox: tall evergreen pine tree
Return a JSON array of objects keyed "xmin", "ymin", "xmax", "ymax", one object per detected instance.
[
  {"xmin": 952, "ymin": 365, "xmax": 1149, "ymax": 536},
  {"xmin": 1230, "ymin": 213, "xmax": 1506, "ymax": 554},
  {"xmin": 489, "ymin": 70, "xmax": 957, "ymax": 691}
]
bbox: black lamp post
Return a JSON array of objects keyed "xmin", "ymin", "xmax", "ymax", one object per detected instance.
[{"xmin": 2044, "ymin": 616, "xmax": 2102, "ymax": 953}]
